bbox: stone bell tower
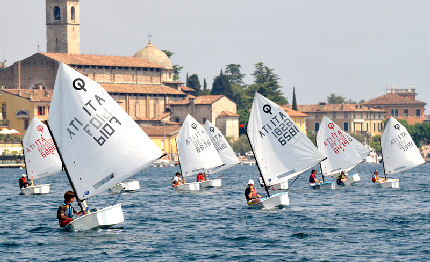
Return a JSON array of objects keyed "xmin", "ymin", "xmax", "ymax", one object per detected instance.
[{"xmin": 46, "ymin": 0, "xmax": 80, "ymax": 54}]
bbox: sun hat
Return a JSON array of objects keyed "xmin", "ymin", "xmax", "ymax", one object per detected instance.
[{"xmin": 248, "ymin": 179, "xmax": 254, "ymax": 185}]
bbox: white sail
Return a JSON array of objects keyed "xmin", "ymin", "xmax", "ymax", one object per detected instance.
[
  {"xmin": 48, "ymin": 63, "xmax": 162, "ymax": 200},
  {"xmin": 317, "ymin": 116, "xmax": 370, "ymax": 175},
  {"xmin": 247, "ymin": 93, "xmax": 326, "ymax": 186},
  {"xmin": 381, "ymin": 117, "xmax": 424, "ymax": 175},
  {"xmin": 177, "ymin": 115, "xmax": 223, "ymax": 177},
  {"xmin": 204, "ymin": 120, "xmax": 239, "ymax": 174},
  {"xmin": 22, "ymin": 117, "xmax": 62, "ymax": 180}
]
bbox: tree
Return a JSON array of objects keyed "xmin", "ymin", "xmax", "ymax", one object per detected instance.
[
  {"xmin": 232, "ymin": 134, "xmax": 251, "ymax": 155},
  {"xmin": 225, "ymin": 64, "xmax": 245, "ymax": 86},
  {"xmin": 186, "ymin": 74, "xmax": 201, "ymax": 96},
  {"xmin": 327, "ymin": 93, "xmax": 346, "ymax": 104},
  {"xmin": 161, "ymin": 49, "xmax": 174, "ymax": 58},
  {"xmin": 200, "ymin": 78, "xmax": 211, "ymax": 95},
  {"xmin": 292, "ymin": 87, "xmax": 297, "ymax": 110},
  {"xmin": 211, "ymin": 70, "xmax": 233, "ymax": 98},
  {"xmin": 172, "ymin": 65, "xmax": 183, "ymax": 81},
  {"xmin": 248, "ymin": 62, "xmax": 288, "ymax": 105}
]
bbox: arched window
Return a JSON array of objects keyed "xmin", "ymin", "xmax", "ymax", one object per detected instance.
[
  {"xmin": 54, "ymin": 6, "xmax": 61, "ymax": 21},
  {"xmin": 71, "ymin": 6, "xmax": 75, "ymax": 20}
]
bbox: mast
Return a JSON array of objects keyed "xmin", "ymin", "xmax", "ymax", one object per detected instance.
[
  {"xmin": 379, "ymin": 139, "xmax": 386, "ymax": 180},
  {"xmin": 46, "ymin": 122, "xmax": 85, "ymax": 213},
  {"xmin": 21, "ymin": 141, "xmax": 29, "ymax": 182},
  {"xmin": 246, "ymin": 133, "xmax": 270, "ymax": 197},
  {"xmin": 175, "ymin": 138, "xmax": 185, "ymax": 183}
]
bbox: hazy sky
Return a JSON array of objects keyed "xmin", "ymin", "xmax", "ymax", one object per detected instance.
[{"xmin": 1, "ymin": 0, "xmax": 429, "ymax": 110}]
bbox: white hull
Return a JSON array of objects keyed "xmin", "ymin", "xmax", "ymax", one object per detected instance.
[
  {"xmin": 200, "ymin": 179, "xmax": 222, "ymax": 188},
  {"xmin": 310, "ymin": 182, "xmax": 336, "ymax": 190},
  {"xmin": 376, "ymin": 178, "xmax": 400, "ymax": 188},
  {"xmin": 110, "ymin": 180, "xmax": 140, "ymax": 193},
  {"xmin": 175, "ymin": 182, "xmax": 200, "ymax": 191},
  {"xmin": 65, "ymin": 204, "xmax": 124, "ymax": 231},
  {"xmin": 343, "ymin": 173, "xmax": 360, "ymax": 186},
  {"xmin": 249, "ymin": 191, "xmax": 289, "ymax": 209},
  {"xmin": 20, "ymin": 184, "xmax": 50, "ymax": 195},
  {"xmin": 270, "ymin": 180, "xmax": 289, "ymax": 190}
]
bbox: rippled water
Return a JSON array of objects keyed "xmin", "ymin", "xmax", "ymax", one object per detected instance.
[{"xmin": 0, "ymin": 163, "xmax": 429, "ymax": 261}]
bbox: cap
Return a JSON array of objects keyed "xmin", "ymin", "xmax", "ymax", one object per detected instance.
[
  {"xmin": 21, "ymin": 174, "xmax": 26, "ymax": 177},
  {"xmin": 248, "ymin": 179, "xmax": 254, "ymax": 185}
]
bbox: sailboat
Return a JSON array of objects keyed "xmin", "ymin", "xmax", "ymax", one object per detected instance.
[
  {"xmin": 377, "ymin": 117, "xmax": 424, "ymax": 188},
  {"xmin": 48, "ymin": 63, "xmax": 162, "ymax": 231},
  {"xmin": 20, "ymin": 117, "xmax": 62, "ymax": 195},
  {"xmin": 316, "ymin": 116, "xmax": 370, "ymax": 189},
  {"xmin": 201, "ymin": 120, "xmax": 239, "ymax": 188},
  {"xmin": 247, "ymin": 93, "xmax": 326, "ymax": 209},
  {"xmin": 175, "ymin": 114, "xmax": 223, "ymax": 191}
]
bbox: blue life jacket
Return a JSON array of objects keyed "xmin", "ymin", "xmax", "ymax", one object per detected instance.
[{"xmin": 62, "ymin": 202, "xmax": 73, "ymax": 218}]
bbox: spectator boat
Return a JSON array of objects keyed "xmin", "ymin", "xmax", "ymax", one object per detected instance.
[
  {"xmin": 48, "ymin": 63, "xmax": 162, "ymax": 231},
  {"xmin": 174, "ymin": 114, "xmax": 223, "ymax": 191},
  {"xmin": 20, "ymin": 117, "xmax": 62, "ymax": 195},
  {"xmin": 377, "ymin": 117, "xmax": 424, "ymax": 188},
  {"xmin": 246, "ymin": 93, "xmax": 325, "ymax": 209}
]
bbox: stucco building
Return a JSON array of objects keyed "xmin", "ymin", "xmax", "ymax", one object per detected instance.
[{"xmin": 361, "ymin": 87, "xmax": 426, "ymax": 125}]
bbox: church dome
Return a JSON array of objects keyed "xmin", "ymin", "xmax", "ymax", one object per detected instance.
[{"xmin": 134, "ymin": 41, "xmax": 173, "ymax": 69}]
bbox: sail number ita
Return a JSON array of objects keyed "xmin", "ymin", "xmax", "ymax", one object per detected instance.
[
  {"xmin": 185, "ymin": 129, "xmax": 212, "ymax": 153},
  {"xmin": 259, "ymin": 107, "xmax": 299, "ymax": 146},
  {"xmin": 26, "ymin": 126, "xmax": 57, "ymax": 158},
  {"xmin": 67, "ymin": 78, "xmax": 122, "ymax": 146},
  {"xmin": 390, "ymin": 131, "xmax": 414, "ymax": 152},
  {"xmin": 323, "ymin": 123, "xmax": 353, "ymax": 154}
]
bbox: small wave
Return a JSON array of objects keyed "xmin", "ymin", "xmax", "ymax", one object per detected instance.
[
  {"xmin": 0, "ymin": 241, "xmax": 21, "ymax": 247},
  {"xmin": 291, "ymin": 232, "xmax": 312, "ymax": 239}
]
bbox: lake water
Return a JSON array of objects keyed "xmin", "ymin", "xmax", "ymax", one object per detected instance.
[{"xmin": 0, "ymin": 163, "xmax": 429, "ymax": 261}]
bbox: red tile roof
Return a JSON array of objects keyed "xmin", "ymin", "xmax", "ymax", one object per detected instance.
[
  {"xmin": 280, "ymin": 106, "xmax": 308, "ymax": 117},
  {"xmin": 285, "ymin": 104, "xmax": 385, "ymax": 113},
  {"xmin": 140, "ymin": 125, "xmax": 181, "ymax": 137},
  {"xmin": 1, "ymin": 89, "xmax": 52, "ymax": 102},
  {"xmin": 101, "ymin": 83, "xmax": 186, "ymax": 95},
  {"xmin": 180, "ymin": 86, "xmax": 195, "ymax": 92},
  {"xmin": 170, "ymin": 95, "xmax": 225, "ymax": 105},
  {"xmin": 218, "ymin": 111, "xmax": 240, "ymax": 117},
  {"xmin": 361, "ymin": 93, "xmax": 426, "ymax": 106},
  {"xmin": 41, "ymin": 52, "xmax": 163, "ymax": 68}
]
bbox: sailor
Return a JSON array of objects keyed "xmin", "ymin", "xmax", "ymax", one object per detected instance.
[
  {"xmin": 172, "ymin": 172, "xmax": 184, "ymax": 187},
  {"xmin": 309, "ymin": 169, "xmax": 322, "ymax": 185},
  {"xmin": 245, "ymin": 179, "xmax": 261, "ymax": 205},
  {"xmin": 196, "ymin": 172, "xmax": 205, "ymax": 182},
  {"xmin": 336, "ymin": 171, "xmax": 348, "ymax": 185},
  {"xmin": 57, "ymin": 191, "xmax": 83, "ymax": 227},
  {"xmin": 371, "ymin": 170, "xmax": 385, "ymax": 183},
  {"xmin": 18, "ymin": 174, "xmax": 29, "ymax": 189}
]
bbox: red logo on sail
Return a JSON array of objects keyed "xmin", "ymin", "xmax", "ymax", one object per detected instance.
[{"xmin": 328, "ymin": 123, "xmax": 334, "ymax": 130}]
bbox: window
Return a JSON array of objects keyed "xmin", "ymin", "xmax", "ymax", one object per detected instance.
[
  {"xmin": 344, "ymin": 112, "xmax": 348, "ymax": 119},
  {"xmin": 332, "ymin": 113, "xmax": 336, "ymax": 119},
  {"xmin": 314, "ymin": 122, "xmax": 320, "ymax": 132},
  {"xmin": 343, "ymin": 122, "xmax": 349, "ymax": 132},
  {"xmin": 366, "ymin": 123, "xmax": 369, "ymax": 131},
  {"xmin": 416, "ymin": 109, "xmax": 421, "ymax": 117},
  {"xmin": 54, "ymin": 6, "xmax": 61, "ymax": 21},
  {"xmin": 24, "ymin": 119, "xmax": 29, "ymax": 130},
  {"xmin": 203, "ymin": 117, "xmax": 207, "ymax": 123},
  {"xmin": 374, "ymin": 123, "xmax": 376, "ymax": 131},
  {"xmin": 1, "ymin": 104, "xmax": 6, "ymax": 119},
  {"xmin": 71, "ymin": 6, "xmax": 75, "ymax": 20},
  {"xmin": 391, "ymin": 109, "xmax": 398, "ymax": 117},
  {"xmin": 38, "ymin": 106, "xmax": 45, "ymax": 116},
  {"xmin": 174, "ymin": 117, "xmax": 179, "ymax": 122},
  {"xmin": 404, "ymin": 109, "xmax": 408, "ymax": 118}
]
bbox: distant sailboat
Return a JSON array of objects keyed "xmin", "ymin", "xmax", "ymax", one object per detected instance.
[
  {"xmin": 247, "ymin": 93, "xmax": 325, "ymax": 208},
  {"xmin": 48, "ymin": 63, "xmax": 162, "ymax": 231},
  {"xmin": 20, "ymin": 117, "xmax": 62, "ymax": 195},
  {"xmin": 175, "ymin": 114, "xmax": 223, "ymax": 191},
  {"xmin": 377, "ymin": 117, "xmax": 424, "ymax": 188},
  {"xmin": 316, "ymin": 116, "xmax": 370, "ymax": 188},
  {"xmin": 202, "ymin": 120, "xmax": 239, "ymax": 188}
]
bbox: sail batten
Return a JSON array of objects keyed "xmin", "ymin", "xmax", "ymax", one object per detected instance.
[
  {"xmin": 317, "ymin": 116, "xmax": 370, "ymax": 176},
  {"xmin": 204, "ymin": 120, "xmax": 239, "ymax": 174},
  {"xmin": 247, "ymin": 93, "xmax": 325, "ymax": 186},
  {"xmin": 381, "ymin": 117, "xmax": 424, "ymax": 175},
  {"xmin": 48, "ymin": 63, "xmax": 162, "ymax": 200},
  {"xmin": 177, "ymin": 115, "xmax": 223, "ymax": 177},
  {"xmin": 22, "ymin": 117, "xmax": 62, "ymax": 180}
]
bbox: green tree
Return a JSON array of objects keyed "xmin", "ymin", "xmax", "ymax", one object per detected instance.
[
  {"xmin": 232, "ymin": 134, "xmax": 251, "ymax": 155},
  {"xmin": 161, "ymin": 49, "xmax": 174, "ymax": 58},
  {"xmin": 225, "ymin": 64, "xmax": 245, "ymax": 86},
  {"xmin": 161, "ymin": 50, "xmax": 183, "ymax": 81},
  {"xmin": 201, "ymin": 78, "xmax": 211, "ymax": 95},
  {"xmin": 292, "ymin": 87, "xmax": 298, "ymax": 110},
  {"xmin": 327, "ymin": 93, "xmax": 346, "ymax": 104},
  {"xmin": 370, "ymin": 134, "xmax": 382, "ymax": 153},
  {"xmin": 248, "ymin": 62, "xmax": 288, "ymax": 105},
  {"xmin": 186, "ymin": 74, "xmax": 201, "ymax": 96},
  {"xmin": 211, "ymin": 70, "xmax": 233, "ymax": 98}
]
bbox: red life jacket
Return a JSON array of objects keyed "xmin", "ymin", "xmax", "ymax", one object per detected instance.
[
  {"xmin": 372, "ymin": 175, "xmax": 377, "ymax": 183},
  {"xmin": 251, "ymin": 188, "xmax": 257, "ymax": 198}
]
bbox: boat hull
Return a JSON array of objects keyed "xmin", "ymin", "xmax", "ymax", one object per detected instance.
[
  {"xmin": 65, "ymin": 204, "xmax": 124, "ymax": 231},
  {"xmin": 200, "ymin": 179, "xmax": 222, "ymax": 188},
  {"xmin": 110, "ymin": 180, "xmax": 140, "ymax": 193},
  {"xmin": 310, "ymin": 182, "xmax": 336, "ymax": 190},
  {"xmin": 175, "ymin": 182, "xmax": 200, "ymax": 191},
  {"xmin": 343, "ymin": 173, "xmax": 361, "ymax": 186},
  {"xmin": 20, "ymin": 184, "xmax": 50, "ymax": 195},
  {"xmin": 271, "ymin": 180, "xmax": 289, "ymax": 190},
  {"xmin": 249, "ymin": 191, "xmax": 289, "ymax": 209},
  {"xmin": 376, "ymin": 178, "xmax": 400, "ymax": 188}
]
